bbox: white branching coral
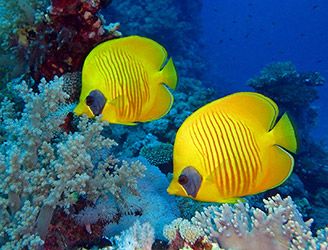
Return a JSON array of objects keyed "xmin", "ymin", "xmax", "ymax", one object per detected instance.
[
  {"xmin": 0, "ymin": 76, "xmax": 145, "ymax": 249},
  {"xmin": 163, "ymin": 218, "xmax": 205, "ymax": 245},
  {"xmin": 164, "ymin": 194, "xmax": 327, "ymax": 249},
  {"xmin": 190, "ymin": 194, "xmax": 327, "ymax": 250},
  {"xmin": 114, "ymin": 220, "xmax": 155, "ymax": 250}
]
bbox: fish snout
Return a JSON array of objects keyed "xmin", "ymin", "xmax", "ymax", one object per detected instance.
[{"xmin": 167, "ymin": 181, "xmax": 178, "ymax": 195}]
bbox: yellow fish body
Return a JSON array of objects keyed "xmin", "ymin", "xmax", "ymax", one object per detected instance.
[
  {"xmin": 74, "ymin": 36, "xmax": 177, "ymax": 125},
  {"xmin": 167, "ymin": 92, "xmax": 298, "ymax": 203}
]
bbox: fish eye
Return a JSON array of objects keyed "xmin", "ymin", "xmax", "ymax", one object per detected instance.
[
  {"xmin": 178, "ymin": 174, "xmax": 189, "ymax": 185},
  {"xmin": 86, "ymin": 95, "xmax": 94, "ymax": 106}
]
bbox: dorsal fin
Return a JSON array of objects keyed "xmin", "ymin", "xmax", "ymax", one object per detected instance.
[
  {"xmin": 206, "ymin": 92, "xmax": 279, "ymax": 131},
  {"xmin": 88, "ymin": 36, "xmax": 168, "ymax": 71}
]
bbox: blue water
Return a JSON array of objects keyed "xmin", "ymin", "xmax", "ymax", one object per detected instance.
[{"xmin": 201, "ymin": 0, "xmax": 328, "ymax": 141}]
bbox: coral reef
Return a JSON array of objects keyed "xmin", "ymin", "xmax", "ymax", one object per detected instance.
[
  {"xmin": 0, "ymin": 77, "xmax": 145, "ymax": 249},
  {"xmin": 45, "ymin": 159, "xmax": 179, "ymax": 248},
  {"xmin": 1, "ymin": 0, "xmax": 326, "ymax": 248},
  {"xmin": 0, "ymin": 0, "xmax": 49, "ymax": 49},
  {"xmin": 164, "ymin": 194, "xmax": 328, "ymax": 249},
  {"xmin": 0, "ymin": 0, "xmax": 49, "ymax": 82},
  {"xmin": 248, "ymin": 61, "xmax": 324, "ymax": 134},
  {"xmin": 163, "ymin": 218, "xmax": 211, "ymax": 250},
  {"xmin": 101, "ymin": 159, "xmax": 180, "ymax": 241},
  {"xmin": 113, "ymin": 221, "xmax": 154, "ymax": 250},
  {"xmin": 2, "ymin": 0, "xmax": 121, "ymax": 83},
  {"xmin": 140, "ymin": 142, "xmax": 173, "ymax": 173},
  {"xmin": 44, "ymin": 199, "xmax": 111, "ymax": 249}
]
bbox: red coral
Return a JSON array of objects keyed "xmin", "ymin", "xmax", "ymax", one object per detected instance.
[
  {"xmin": 167, "ymin": 232, "xmax": 213, "ymax": 250},
  {"xmin": 44, "ymin": 199, "xmax": 112, "ymax": 249},
  {"xmin": 11, "ymin": 0, "xmax": 116, "ymax": 83},
  {"xmin": 59, "ymin": 112, "xmax": 75, "ymax": 133}
]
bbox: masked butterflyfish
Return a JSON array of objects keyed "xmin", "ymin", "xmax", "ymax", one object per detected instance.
[
  {"xmin": 167, "ymin": 92, "xmax": 298, "ymax": 203},
  {"xmin": 74, "ymin": 35, "xmax": 178, "ymax": 125}
]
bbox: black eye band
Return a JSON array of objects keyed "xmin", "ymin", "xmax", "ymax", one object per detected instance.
[
  {"xmin": 178, "ymin": 174, "xmax": 188, "ymax": 185},
  {"xmin": 86, "ymin": 95, "xmax": 94, "ymax": 106}
]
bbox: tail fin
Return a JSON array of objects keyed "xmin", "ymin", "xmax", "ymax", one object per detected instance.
[
  {"xmin": 271, "ymin": 113, "xmax": 298, "ymax": 153},
  {"xmin": 160, "ymin": 57, "xmax": 178, "ymax": 90}
]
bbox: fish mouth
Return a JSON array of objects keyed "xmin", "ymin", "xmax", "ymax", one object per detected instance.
[
  {"xmin": 167, "ymin": 181, "xmax": 188, "ymax": 196},
  {"xmin": 166, "ymin": 182, "xmax": 175, "ymax": 194}
]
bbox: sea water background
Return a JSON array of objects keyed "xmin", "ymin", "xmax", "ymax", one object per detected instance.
[{"xmin": 200, "ymin": 0, "xmax": 328, "ymax": 141}]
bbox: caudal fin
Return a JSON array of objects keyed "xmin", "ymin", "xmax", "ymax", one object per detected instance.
[
  {"xmin": 271, "ymin": 113, "xmax": 298, "ymax": 153},
  {"xmin": 161, "ymin": 57, "xmax": 178, "ymax": 90}
]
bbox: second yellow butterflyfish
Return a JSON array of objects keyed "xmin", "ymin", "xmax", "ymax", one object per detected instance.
[
  {"xmin": 74, "ymin": 35, "xmax": 178, "ymax": 125},
  {"xmin": 167, "ymin": 92, "xmax": 298, "ymax": 203}
]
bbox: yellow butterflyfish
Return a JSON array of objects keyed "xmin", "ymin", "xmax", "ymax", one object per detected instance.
[
  {"xmin": 74, "ymin": 35, "xmax": 178, "ymax": 125},
  {"xmin": 167, "ymin": 92, "xmax": 298, "ymax": 203}
]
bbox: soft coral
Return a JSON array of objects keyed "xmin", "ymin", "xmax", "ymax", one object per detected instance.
[
  {"xmin": 44, "ymin": 198, "xmax": 113, "ymax": 249},
  {"xmin": 11, "ymin": 0, "xmax": 119, "ymax": 83}
]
